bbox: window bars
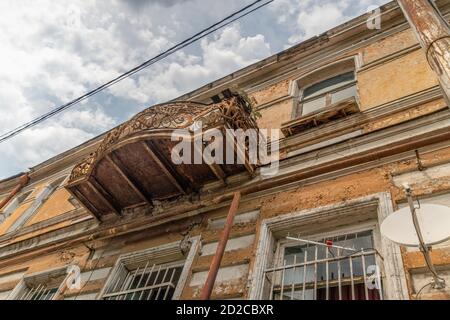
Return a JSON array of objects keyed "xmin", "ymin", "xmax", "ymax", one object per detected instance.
[
  {"xmin": 17, "ymin": 284, "xmax": 59, "ymax": 300},
  {"xmin": 102, "ymin": 261, "xmax": 184, "ymax": 300},
  {"xmin": 9, "ymin": 267, "xmax": 68, "ymax": 300},
  {"xmin": 99, "ymin": 238, "xmax": 200, "ymax": 301},
  {"xmin": 264, "ymin": 230, "xmax": 383, "ymax": 300}
]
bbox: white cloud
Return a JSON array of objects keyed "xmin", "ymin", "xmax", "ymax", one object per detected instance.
[
  {"xmin": 120, "ymin": 24, "xmax": 271, "ymax": 102},
  {"xmin": 59, "ymin": 108, "xmax": 116, "ymax": 132},
  {"xmin": 202, "ymin": 25, "xmax": 271, "ymax": 74},
  {"xmin": 0, "ymin": 1, "xmax": 272, "ymax": 178},
  {"xmin": 289, "ymin": 3, "xmax": 346, "ymax": 43},
  {"xmin": 2, "ymin": 125, "xmax": 93, "ymax": 169},
  {"xmin": 270, "ymin": 0, "xmax": 390, "ymax": 46}
]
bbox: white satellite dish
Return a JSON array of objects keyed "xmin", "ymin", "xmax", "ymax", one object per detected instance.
[{"xmin": 381, "ymin": 204, "xmax": 450, "ymax": 247}]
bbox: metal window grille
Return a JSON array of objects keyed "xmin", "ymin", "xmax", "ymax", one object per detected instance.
[
  {"xmin": 102, "ymin": 261, "xmax": 184, "ymax": 300},
  {"xmin": 264, "ymin": 230, "xmax": 384, "ymax": 300},
  {"xmin": 17, "ymin": 284, "xmax": 59, "ymax": 300}
]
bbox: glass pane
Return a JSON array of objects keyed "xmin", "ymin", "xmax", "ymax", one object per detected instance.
[
  {"xmin": 287, "ymin": 289, "xmax": 315, "ymax": 300},
  {"xmin": 283, "ymin": 267, "xmax": 301, "ymax": 286},
  {"xmin": 340, "ymin": 258, "xmax": 351, "ymax": 279},
  {"xmin": 303, "ymin": 72, "xmax": 355, "ymax": 98},
  {"xmin": 275, "ymin": 288, "xmax": 315, "ymax": 300},
  {"xmin": 331, "ymin": 84, "xmax": 357, "ymax": 104},
  {"xmin": 351, "ymin": 256, "xmax": 363, "ymax": 277},
  {"xmin": 317, "ymin": 262, "xmax": 326, "ymax": 282},
  {"xmin": 329, "ymin": 261, "xmax": 338, "ymax": 281},
  {"xmin": 302, "ymin": 96, "xmax": 326, "ymax": 115}
]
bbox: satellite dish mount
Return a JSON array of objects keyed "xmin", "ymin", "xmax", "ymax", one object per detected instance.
[{"xmin": 403, "ymin": 185, "xmax": 445, "ymax": 289}]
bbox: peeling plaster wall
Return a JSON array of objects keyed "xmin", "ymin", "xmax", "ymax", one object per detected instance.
[
  {"xmin": 362, "ymin": 29, "xmax": 418, "ymax": 64},
  {"xmin": 363, "ymin": 98, "xmax": 447, "ymax": 133},
  {"xmin": 25, "ymin": 188, "xmax": 75, "ymax": 226},
  {"xmin": 0, "ymin": 21, "xmax": 445, "ymax": 239},
  {"xmin": 256, "ymin": 100, "xmax": 293, "ymax": 138},
  {"xmin": 0, "ymin": 201, "xmax": 33, "ymax": 234},
  {"xmin": 2, "ymin": 145, "xmax": 450, "ymax": 299},
  {"xmin": 0, "ymin": 8, "xmax": 450, "ymax": 301},
  {"xmin": 251, "ymin": 79, "xmax": 290, "ymax": 106},
  {"xmin": 358, "ymin": 50, "xmax": 439, "ymax": 110}
]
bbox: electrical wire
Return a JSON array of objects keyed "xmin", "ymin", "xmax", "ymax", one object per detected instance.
[
  {"xmin": 416, "ymin": 282, "xmax": 432, "ymax": 300},
  {"xmin": 73, "ymin": 244, "xmax": 105, "ymax": 300},
  {"xmin": 0, "ymin": 0, "xmax": 274, "ymax": 144}
]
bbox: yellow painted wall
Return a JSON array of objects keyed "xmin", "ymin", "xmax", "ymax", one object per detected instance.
[
  {"xmin": 0, "ymin": 201, "xmax": 33, "ymax": 235},
  {"xmin": 25, "ymin": 188, "xmax": 75, "ymax": 226},
  {"xmin": 358, "ymin": 49, "xmax": 439, "ymax": 111},
  {"xmin": 0, "ymin": 179, "xmax": 75, "ymax": 235},
  {"xmin": 250, "ymin": 79, "xmax": 290, "ymax": 106},
  {"xmin": 362, "ymin": 29, "xmax": 418, "ymax": 64},
  {"xmin": 256, "ymin": 100, "xmax": 293, "ymax": 137}
]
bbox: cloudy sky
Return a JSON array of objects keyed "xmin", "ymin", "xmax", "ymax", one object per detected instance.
[{"xmin": 0, "ymin": 0, "xmax": 389, "ymax": 179}]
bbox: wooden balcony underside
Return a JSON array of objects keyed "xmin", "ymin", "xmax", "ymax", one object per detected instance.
[{"xmin": 66, "ymin": 96, "xmax": 258, "ymax": 221}]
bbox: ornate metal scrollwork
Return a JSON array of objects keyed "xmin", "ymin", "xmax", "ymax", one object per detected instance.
[{"xmin": 68, "ymin": 96, "xmax": 257, "ymax": 184}]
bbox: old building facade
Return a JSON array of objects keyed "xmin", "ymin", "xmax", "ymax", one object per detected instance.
[{"xmin": 0, "ymin": 1, "xmax": 450, "ymax": 300}]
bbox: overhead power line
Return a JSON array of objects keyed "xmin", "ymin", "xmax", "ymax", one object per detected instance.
[{"xmin": 0, "ymin": 0, "xmax": 274, "ymax": 144}]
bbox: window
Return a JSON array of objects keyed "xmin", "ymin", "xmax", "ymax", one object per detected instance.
[
  {"xmin": 291, "ymin": 57, "xmax": 359, "ymax": 119},
  {"xmin": 0, "ymin": 190, "xmax": 33, "ymax": 225},
  {"xmin": 99, "ymin": 238, "xmax": 199, "ymax": 300},
  {"xmin": 102, "ymin": 261, "xmax": 184, "ymax": 300},
  {"xmin": 7, "ymin": 176, "xmax": 66, "ymax": 232},
  {"xmin": 265, "ymin": 230, "xmax": 382, "ymax": 300},
  {"xmin": 18, "ymin": 285, "xmax": 59, "ymax": 300},
  {"xmin": 9, "ymin": 267, "xmax": 68, "ymax": 300},
  {"xmin": 300, "ymin": 72, "xmax": 357, "ymax": 116},
  {"xmin": 250, "ymin": 194, "xmax": 410, "ymax": 300}
]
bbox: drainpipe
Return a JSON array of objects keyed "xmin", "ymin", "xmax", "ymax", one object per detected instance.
[
  {"xmin": 200, "ymin": 191, "xmax": 241, "ymax": 300},
  {"xmin": 397, "ymin": 0, "xmax": 450, "ymax": 102},
  {"xmin": 0, "ymin": 173, "xmax": 30, "ymax": 211}
]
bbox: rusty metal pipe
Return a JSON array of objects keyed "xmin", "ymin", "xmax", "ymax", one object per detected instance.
[
  {"xmin": 200, "ymin": 191, "xmax": 241, "ymax": 300},
  {"xmin": 397, "ymin": 0, "xmax": 450, "ymax": 102},
  {"xmin": 0, "ymin": 173, "xmax": 29, "ymax": 212}
]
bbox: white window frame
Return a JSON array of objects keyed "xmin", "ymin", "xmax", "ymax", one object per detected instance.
[
  {"xmin": 0, "ymin": 189, "xmax": 34, "ymax": 225},
  {"xmin": 7, "ymin": 175, "xmax": 68, "ymax": 232},
  {"xmin": 249, "ymin": 192, "xmax": 409, "ymax": 300},
  {"xmin": 268, "ymin": 223, "xmax": 383, "ymax": 300},
  {"xmin": 8, "ymin": 266, "xmax": 70, "ymax": 300},
  {"xmin": 299, "ymin": 72, "xmax": 357, "ymax": 115},
  {"xmin": 289, "ymin": 56, "xmax": 361, "ymax": 119},
  {"xmin": 97, "ymin": 237, "xmax": 200, "ymax": 300}
]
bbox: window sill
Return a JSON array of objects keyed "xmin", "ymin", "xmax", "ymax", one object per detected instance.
[{"xmin": 281, "ymin": 97, "xmax": 360, "ymax": 136}]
